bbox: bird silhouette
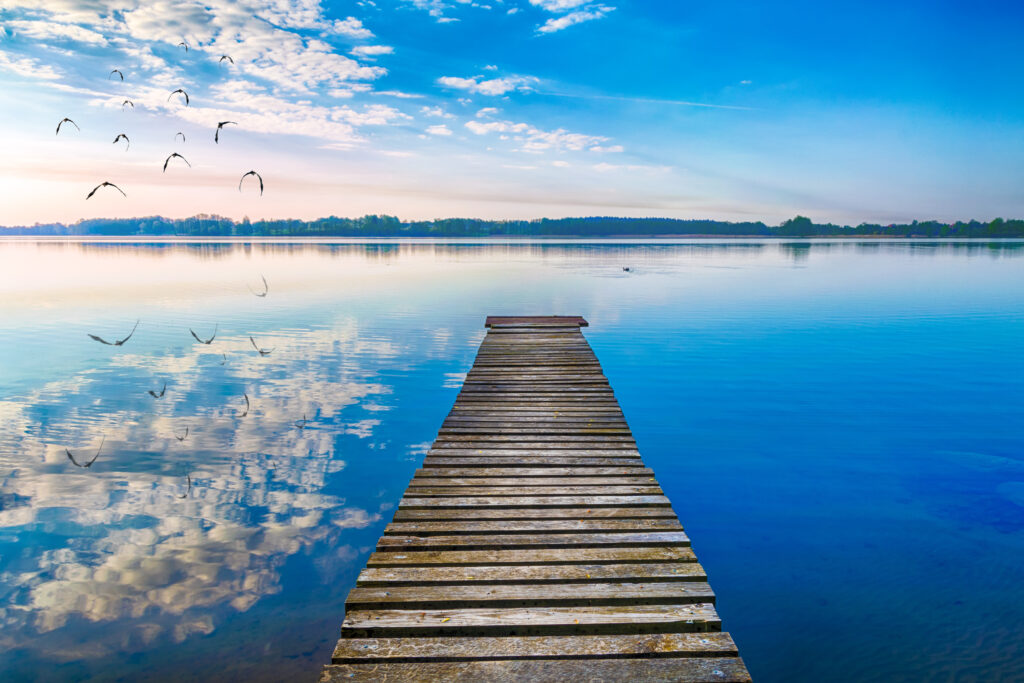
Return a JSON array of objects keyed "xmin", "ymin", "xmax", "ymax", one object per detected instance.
[
  {"xmin": 238, "ymin": 393, "xmax": 250, "ymax": 418},
  {"xmin": 113, "ymin": 133, "xmax": 129, "ymax": 150},
  {"xmin": 215, "ymin": 121, "xmax": 236, "ymax": 143},
  {"xmin": 175, "ymin": 426, "xmax": 189, "ymax": 442},
  {"xmin": 122, "ymin": 99, "xmax": 134, "ymax": 110},
  {"xmin": 148, "ymin": 382, "xmax": 167, "ymax": 398},
  {"xmin": 66, "ymin": 436, "xmax": 105, "ymax": 468},
  {"xmin": 109, "ymin": 69, "xmax": 123, "ymax": 81},
  {"xmin": 168, "ymin": 88, "xmax": 190, "ymax": 106},
  {"xmin": 239, "ymin": 170, "xmax": 263, "ymax": 195},
  {"xmin": 220, "ymin": 353, "xmax": 227, "ymax": 365},
  {"xmin": 178, "ymin": 473, "xmax": 191, "ymax": 499},
  {"xmin": 218, "ymin": 54, "xmax": 233, "ymax": 64},
  {"xmin": 248, "ymin": 274, "xmax": 268, "ymax": 298},
  {"xmin": 249, "ymin": 336, "xmax": 274, "ymax": 356},
  {"xmin": 87, "ymin": 319, "xmax": 138, "ymax": 344},
  {"xmin": 86, "ymin": 182, "xmax": 127, "ymax": 199},
  {"xmin": 295, "ymin": 414, "xmax": 309, "ymax": 430},
  {"xmin": 178, "ymin": 40, "xmax": 189, "ymax": 52},
  {"xmin": 175, "ymin": 131, "xmax": 186, "ymax": 142},
  {"xmin": 189, "ymin": 324, "xmax": 217, "ymax": 344},
  {"xmin": 56, "ymin": 117, "xmax": 79, "ymax": 135},
  {"xmin": 163, "ymin": 153, "xmax": 191, "ymax": 172}
]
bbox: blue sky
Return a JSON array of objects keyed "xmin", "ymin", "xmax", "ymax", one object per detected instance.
[{"xmin": 0, "ymin": 0, "xmax": 1022, "ymax": 225}]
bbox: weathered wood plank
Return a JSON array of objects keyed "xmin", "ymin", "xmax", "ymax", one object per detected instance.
[
  {"xmin": 321, "ymin": 658, "xmax": 751, "ymax": 682},
  {"xmin": 414, "ymin": 467, "xmax": 653, "ymax": 477},
  {"xmin": 366, "ymin": 547, "xmax": 696, "ymax": 566},
  {"xmin": 401, "ymin": 486, "xmax": 663, "ymax": 496},
  {"xmin": 333, "ymin": 632, "xmax": 737, "ymax": 663},
  {"xmin": 345, "ymin": 582, "xmax": 715, "ymax": 610},
  {"xmin": 392, "ymin": 507, "xmax": 680, "ymax": 521},
  {"xmin": 341, "ymin": 603, "xmax": 722, "ymax": 638},
  {"xmin": 408, "ymin": 477, "xmax": 658, "ymax": 487},
  {"xmin": 376, "ymin": 531, "xmax": 690, "ymax": 551},
  {"xmin": 384, "ymin": 519, "xmax": 682, "ymax": 535},
  {"xmin": 355, "ymin": 562, "xmax": 706, "ymax": 586},
  {"xmin": 399, "ymin": 496, "xmax": 671, "ymax": 508}
]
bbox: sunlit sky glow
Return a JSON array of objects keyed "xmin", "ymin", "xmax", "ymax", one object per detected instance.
[{"xmin": 0, "ymin": 0, "xmax": 1022, "ymax": 226}]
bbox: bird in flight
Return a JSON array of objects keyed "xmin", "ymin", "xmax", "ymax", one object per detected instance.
[
  {"xmin": 168, "ymin": 88, "xmax": 190, "ymax": 106},
  {"xmin": 248, "ymin": 274, "xmax": 268, "ymax": 297},
  {"xmin": 109, "ymin": 69, "xmax": 123, "ymax": 80},
  {"xmin": 239, "ymin": 170, "xmax": 263, "ymax": 195},
  {"xmin": 163, "ymin": 153, "xmax": 191, "ymax": 172},
  {"xmin": 122, "ymin": 99, "xmax": 134, "ymax": 110},
  {"xmin": 148, "ymin": 381, "xmax": 167, "ymax": 398},
  {"xmin": 178, "ymin": 473, "xmax": 192, "ymax": 499},
  {"xmin": 66, "ymin": 436, "xmax": 105, "ymax": 468},
  {"xmin": 56, "ymin": 117, "xmax": 79, "ymax": 135},
  {"xmin": 215, "ymin": 121, "xmax": 236, "ymax": 144},
  {"xmin": 175, "ymin": 426, "xmax": 189, "ymax": 442},
  {"xmin": 175, "ymin": 131, "xmax": 186, "ymax": 142},
  {"xmin": 87, "ymin": 318, "xmax": 138, "ymax": 344},
  {"xmin": 189, "ymin": 324, "xmax": 217, "ymax": 344},
  {"xmin": 86, "ymin": 182, "xmax": 127, "ymax": 200},
  {"xmin": 238, "ymin": 393, "xmax": 250, "ymax": 418},
  {"xmin": 295, "ymin": 414, "xmax": 309, "ymax": 430},
  {"xmin": 249, "ymin": 336, "xmax": 274, "ymax": 356},
  {"xmin": 178, "ymin": 40, "xmax": 189, "ymax": 52},
  {"xmin": 220, "ymin": 353, "xmax": 227, "ymax": 366},
  {"xmin": 113, "ymin": 133, "xmax": 129, "ymax": 151},
  {"xmin": 218, "ymin": 54, "xmax": 233, "ymax": 65}
]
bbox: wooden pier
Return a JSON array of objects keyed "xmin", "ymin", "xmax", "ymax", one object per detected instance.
[{"xmin": 320, "ymin": 316, "xmax": 750, "ymax": 682}]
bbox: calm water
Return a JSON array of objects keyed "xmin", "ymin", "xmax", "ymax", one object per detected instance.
[{"xmin": 1, "ymin": 239, "xmax": 1022, "ymax": 682}]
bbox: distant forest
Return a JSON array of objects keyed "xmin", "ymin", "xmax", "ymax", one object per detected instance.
[{"xmin": 4, "ymin": 214, "xmax": 1024, "ymax": 238}]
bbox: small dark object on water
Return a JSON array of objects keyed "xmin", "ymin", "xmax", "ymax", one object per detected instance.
[
  {"xmin": 66, "ymin": 436, "xmax": 105, "ymax": 468},
  {"xmin": 249, "ymin": 336, "xmax": 274, "ymax": 356},
  {"xmin": 190, "ymin": 324, "xmax": 217, "ymax": 344},
  {"xmin": 239, "ymin": 393, "xmax": 249, "ymax": 418},
  {"xmin": 622, "ymin": 267, "xmax": 632, "ymax": 272},
  {"xmin": 175, "ymin": 426, "xmax": 189, "ymax": 442},
  {"xmin": 148, "ymin": 382, "xmax": 167, "ymax": 398},
  {"xmin": 87, "ymin": 318, "xmax": 137, "ymax": 344},
  {"xmin": 178, "ymin": 473, "xmax": 191, "ymax": 499},
  {"xmin": 295, "ymin": 414, "xmax": 309, "ymax": 430},
  {"xmin": 248, "ymin": 274, "xmax": 268, "ymax": 298}
]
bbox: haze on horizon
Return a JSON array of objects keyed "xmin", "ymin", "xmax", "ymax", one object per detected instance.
[{"xmin": 0, "ymin": 0, "xmax": 1022, "ymax": 227}]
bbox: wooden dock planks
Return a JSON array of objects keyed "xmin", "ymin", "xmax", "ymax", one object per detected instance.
[{"xmin": 320, "ymin": 316, "xmax": 750, "ymax": 682}]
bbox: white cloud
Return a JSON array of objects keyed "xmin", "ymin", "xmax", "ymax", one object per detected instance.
[
  {"xmin": 589, "ymin": 144, "xmax": 623, "ymax": 153},
  {"xmin": 375, "ymin": 90, "xmax": 424, "ymax": 99},
  {"xmin": 475, "ymin": 107, "xmax": 499, "ymax": 117},
  {"xmin": 483, "ymin": 64, "xmax": 498, "ymax": 71},
  {"xmin": 5, "ymin": 19, "xmax": 109, "ymax": 45},
  {"xmin": 506, "ymin": 6, "xmax": 519, "ymax": 14},
  {"xmin": 437, "ymin": 74, "xmax": 536, "ymax": 96},
  {"xmin": 426, "ymin": 124, "xmax": 453, "ymax": 136},
  {"xmin": 420, "ymin": 105, "xmax": 454, "ymax": 118},
  {"xmin": 530, "ymin": 0, "xmax": 589, "ymax": 10},
  {"xmin": 538, "ymin": 5, "xmax": 614, "ymax": 33},
  {"xmin": 351, "ymin": 44, "xmax": 393, "ymax": 57},
  {"xmin": 552, "ymin": 160, "xmax": 570, "ymax": 167},
  {"xmin": 740, "ymin": 79, "xmax": 752, "ymax": 85},
  {"xmin": 0, "ymin": 51, "xmax": 63, "ymax": 80},
  {"xmin": 464, "ymin": 117, "xmax": 612, "ymax": 152}
]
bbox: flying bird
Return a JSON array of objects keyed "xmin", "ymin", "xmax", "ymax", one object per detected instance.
[
  {"xmin": 168, "ymin": 88, "xmax": 190, "ymax": 106},
  {"xmin": 113, "ymin": 133, "xmax": 129, "ymax": 150},
  {"xmin": 66, "ymin": 436, "xmax": 105, "ymax": 469},
  {"xmin": 249, "ymin": 336, "xmax": 274, "ymax": 356},
  {"xmin": 248, "ymin": 274, "xmax": 268, "ymax": 298},
  {"xmin": 175, "ymin": 131, "xmax": 186, "ymax": 142},
  {"xmin": 109, "ymin": 69, "xmax": 123, "ymax": 80},
  {"xmin": 220, "ymin": 353, "xmax": 227, "ymax": 366},
  {"xmin": 238, "ymin": 393, "xmax": 249, "ymax": 418},
  {"xmin": 122, "ymin": 99, "xmax": 134, "ymax": 109},
  {"xmin": 622, "ymin": 267, "xmax": 632, "ymax": 272},
  {"xmin": 55, "ymin": 117, "xmax": 79, "ymax": 135},
  {"xmin": 86, "ymin": 182, "xmax": 127, "ymax": 199},
  {"xmin": 178, "ymin": 40, "xmax": 189, "ymax": 52},
  {"xmin": 239, "ymin": 170, "xmax": 263, "ymax": 196},
  {"xmin": 295, "ymin": 414, "xmax": 309, "ymax": 430},
  {"xmin": 175, "ymin": 426, "xmax": 189, "ymax": 442},
  {"xmin": 218, "ymin": 54, "xmax": 233, "ymax": 64},
  {"xmin": 148, "ymin": 381, "xmax": 167, "ymax": 398},
  {"xmin": 178, "ymin": 473, "xmax": 191, "ymax": 499},
  {"xmin": 163, "ymin": 153, "xmax": 191, "ymax": 172},
  {"xmin": 215, "ymin": 121, "xmax": 236, "ymax": 143},
  {"xmin": 189, "ymin": 324, "xmax": 217, "ymax": 344},
  {"xmin": 88, "ymin": 319, "xmax": 138, "ymax": 344}
]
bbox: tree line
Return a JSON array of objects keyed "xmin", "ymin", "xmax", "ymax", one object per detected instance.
[{"xmin": 4, "ymin": 214, "xmax": 1023, "ymax": 238}]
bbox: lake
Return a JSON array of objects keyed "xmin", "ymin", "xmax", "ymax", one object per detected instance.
[{"xmin": 1, "ymin": 238, "xmax": 1022, "ymax": 682}]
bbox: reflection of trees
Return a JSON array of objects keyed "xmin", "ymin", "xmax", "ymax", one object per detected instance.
[{"xmin": 0, "ymin": 323, "xmax": 393, "ymax": 658}]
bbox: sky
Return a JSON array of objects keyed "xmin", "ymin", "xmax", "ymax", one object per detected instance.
[{"xmin": 0, "ymin": 0, "xmax": 1022, "ymax": 226}]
